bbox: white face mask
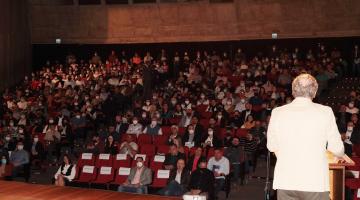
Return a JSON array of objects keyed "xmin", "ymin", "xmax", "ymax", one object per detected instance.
[
  {"xmin": 17, "ymin": 145, "xmax": 24, "ymax": 150},
  {"xmin": 349, "ymin": 103, "xmax": 355, "ymax": 108},
  {"xmin": 49, "ymin": 119, "xmax": 54, "ymax": 124},
  {"xmin": 136, "ymin": 162, "xmax": 143, "ymax": 168},
  {"xmin": 142, "ymin": 114, "xmax": 147, "ymax": 118},
  {"xmin": 133, "ymin": 120, "xmax": 138, "ymax": 125},
  {"xmin": 208, "ymin": 131, "xmax": 213, "ymax": 136},
  {"xmin": 189, "ymin": 130, "xmax": 194, "ymax": 134},
  {"xmin": 5, "ymin": 136, "xmax": 10, "ymax": 141},
  {"xmin": 348, "ymin": 127, "xmax": 354, "ymax": 132},
  {"xmin": 34, "ymin": 138, "xmax": 39, "ymax": 142},
  {"xmin": 76, "ymin": 115, "xmax": 81, "ymax": 119},
  {"xmin": 19, "ymin": 129, "xmax": 24, "ymax": 134},
  {"xmin": 151, "ymin": 121, "xmax": 157, "ymax": 126},
  {"xmin": 185, "ymin": 100, "xmax": 190, "ymax": 105}
]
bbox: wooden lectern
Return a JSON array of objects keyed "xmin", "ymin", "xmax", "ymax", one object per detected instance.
[{"xmin": 326, "ymin": 151, "xmax": 355, "ymax": 200}]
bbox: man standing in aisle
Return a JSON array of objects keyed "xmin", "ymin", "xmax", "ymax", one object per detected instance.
[{"xmin": 267, "ymin": 73, "xmax": 344, "ymax": 200}]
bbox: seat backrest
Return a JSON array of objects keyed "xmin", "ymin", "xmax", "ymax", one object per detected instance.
[
  {"xmin": 114, "ymin": 167, "xmax": 131, "ymax": 184},
  {"xmin": 138, "ymin": 134, "xmax": 152, "ymax": 144},
  {"xmin": 96, "ymin": 166, "xmax": 114, "ymax": 182},
  {"xmin": 140, "ymin": 144, "xmax": 156, "ymax": 157},
  {"xmin": 79, "ymin": 165, "xmax": 96, "ymax": 182},
  {"xmin": 113, "ymin": 154, "xmax": 131, "ymax": 168},
  {"xmin": 153, "ymin": 135, "xmax": 168, "ymax": 145},
  {"xmin": 150, "ymin": 155, "xmax": 166, "ymax": 171},
  {"xmin": 78, "ymin": 153, "xmax": 95, "ymax": 168},
  {"xmin": 152, "ymin": 169, "xmax": 170, "ymax": 187},
  {"xmin": 156, "ymin": 145, "xmax": 170, "ymax": 155},
  {"xmin": 95, "ymin": 153, "xmax": 113, "ymax": 167}
]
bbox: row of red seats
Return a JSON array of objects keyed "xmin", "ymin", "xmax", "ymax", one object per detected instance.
[
  {"xmin": 72, "ymin": 165, "xmax": 169, "ymax": 189},
  {"xmin": 78, "ymin": 147, "xmax": 217, "ymax": 170}
]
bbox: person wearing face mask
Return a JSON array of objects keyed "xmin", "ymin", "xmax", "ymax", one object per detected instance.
[
  {"xmin": 0, "ymin": 155, "xmax": 12, "ymax": 178},
  {"xmin": 30, "ymin": 135, "xmax": 45, "ymax": 168},
  {"xmin": 2, "ymin": 134, "xmax": 16, "ymax": 152},
  {"xmin": 179, "ymin": 109, "xmax": 194, "ymax": 128},
  {"xmin": 202, "ymin": 128, "xmax": 222, "ymax": 148},
  {"xmin": 126, "ymin": 117, "xmax": 143, "ymax": 136},
  {"xmin": 142, "ymin": 117, "xmax": 162, "ymax": 135},
  {"xmin": 225, "ymin": 137, "xmax": 246, "ymax": 186},
  {"xmin": 182, "ymin": 125, "xmax": 202, "ymax": 148},
  {"xmin": 117, "ymin": 157, "xmax": 152, "ymax": 194},
  {"xmin": 70, "ymin": 112, "xmax": 86, "ymax": 142},
  {"xmin": 10, "ymin": 141, "xmax": 30, "ymax": 180}
]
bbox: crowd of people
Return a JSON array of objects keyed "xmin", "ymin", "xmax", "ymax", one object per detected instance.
[{"xmin": 0, "ymin": 43, "xmax": 359, "ymax": 199}]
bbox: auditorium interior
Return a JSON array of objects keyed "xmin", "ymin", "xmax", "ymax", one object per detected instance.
[{"xmin": 1, "ymin": 0, "xmax": 360, "ymax": 200}]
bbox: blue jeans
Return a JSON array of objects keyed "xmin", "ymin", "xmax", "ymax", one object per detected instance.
[
  {"xmin": 117, "ymin": 185, "xmax": 148, "ymax": 194},
  {"xmin": 158, "ymin": 180, "xmax": 186, "ymax": 196}
]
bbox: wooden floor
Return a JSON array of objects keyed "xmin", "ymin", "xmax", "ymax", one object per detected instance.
[{"xmin": 0, "ymin": 181, "xmax": 180, "ymax": 200}]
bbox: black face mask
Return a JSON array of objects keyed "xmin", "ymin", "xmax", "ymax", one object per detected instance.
[{"xmin": 232, "ymin": 144, "xmax": 239, "ymax": 148}]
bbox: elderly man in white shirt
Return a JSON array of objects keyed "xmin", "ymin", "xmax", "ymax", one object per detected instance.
[{"xmin": 267, "ymin": 74, "xmax": 344, "ymax": 200}]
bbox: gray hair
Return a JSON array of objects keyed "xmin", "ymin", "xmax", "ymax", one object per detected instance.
[{"xmin": 292, "ymin": 74, "xmax": 318, "ymax": 99}]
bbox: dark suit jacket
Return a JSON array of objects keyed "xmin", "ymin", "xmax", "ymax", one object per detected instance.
[
  {"xmin": 350, "ymin": 124, "xmax": 360, "ymax": 145},
  {"xmin": 168, "ymin": 168, "xmax": 190, "ymax": 188},
  {"xmin": 240, "ymin": 110, "xmax": 253, "ymax": 125},
  {"xmin": 182, "ymin": 131, "xmax": 202, "ymax": 147},
  {"xmin": 189, "ymin": 168, "xmax": 215, "ymax": 194}
]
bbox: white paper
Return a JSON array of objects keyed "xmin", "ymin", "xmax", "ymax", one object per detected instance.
[
  {"xmin": 81, "ymin": 153, "xmax": 93, "ymax": 160},
  {"xmin": 153, "ymin": 155, "xmax": 165, "ymax": 162},
  {"xmin": 185, "ymin": 142, "xmax": 194, "ymax": 148},
  {"xmin": 82, "ymin": 165, "xmax": 94, "ymax": 173},
  {"xmin": 157, "ymin": 169, "xmax": 170, "ymax": 179},
  {"xmin": 183, "ymin": 194, "xmax": 206, "ymax": 200},
  {"xmin": 100, "ymin": 166, "xmax": 112, "ymax": 175},
  {"xmin": 116, "ymin": 154, "xmax": 127, "ymax": 160},
  {"xmin": 99, "ymin": 153, "xmax": 110, "ymax": 160},
  {"xmin": 134, "ymin": 154, "xmax": 146, "ymax": 161},
  {"xmin": 118, "ymin": 167, "xmax": 131, "ymax": 175}
]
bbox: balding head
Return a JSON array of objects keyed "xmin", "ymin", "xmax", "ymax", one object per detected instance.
[{"xmin": 292, "ymin": 74, "xmax": 318, "ymax": 99}]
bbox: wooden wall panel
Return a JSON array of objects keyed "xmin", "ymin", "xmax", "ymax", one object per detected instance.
[
  {"xmin": 29, "ymin": 0, "xmax": 360, "ymax": 44},
  {"xmin": 0, "ymin": 0, "xmax": 31, "ymax": 91}
]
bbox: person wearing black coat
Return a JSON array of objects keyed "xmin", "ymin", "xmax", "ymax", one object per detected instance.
[
  {"xmin": 158, "ymin": 158, "xmax": 190, "ymax": 196},
  {"xmin": 182, "ymin": 124, "xmax": 203, "ymax": 148},
  {"xmin": 188, "ymin": 159, "xmax": 215, "ymax": 200}
]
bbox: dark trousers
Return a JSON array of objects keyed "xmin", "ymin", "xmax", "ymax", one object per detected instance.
[
  {"xmin": 277, "ymin": 189, "xmax": 329, "ymax": 200},
  {"xmin": 158, "ymin": 180, "xmax": 186, "ymax": 196},
  {"xmin": 214, "ymin": 178, "xmax": 225, "ymax": 199},
  {"xmin": 232, "ymin": 163, "xmax": 245, "ymax": 184}
]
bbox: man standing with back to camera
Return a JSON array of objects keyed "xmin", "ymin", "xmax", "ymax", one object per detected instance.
[{"xmin": 267, "ymin": 74, "xmax": 344, "ymax": 200}]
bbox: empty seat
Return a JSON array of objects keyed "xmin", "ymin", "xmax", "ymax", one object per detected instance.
[
  {"xmin": 140, "ymin": 144, "xmax": 156, "ymax": 157},
  {"xmin": 91, "ymin": 166, "xmax": 115, "ymax": 188},
  {"xmin": 77, "ymin": 153, "xmax": 95, "ymax": 168},
  {"xmin": 73, "ymin": 165, "xmax": 97, "ymax": 187},
  {"xmin": 156, "ymin": 145, "xmax": 170, "ymax": 155},
  {"xmin": 95, "ymin": 153, "xmax": 113, "ymax": 167},
  {"xmin": 151, "ymin": 169, "xmax": 170, "ymax": 188},
  {"xmin": 113, "ymin": 154, "xmax": 131, "ymax": 168},
  {"xmin": 153, "ymin": 135, "xmax": 168, "ymax": 145},
  {"xmin": 110, "ymin": 167, "xmax": 131, "ymax": 186},
  {"xmin": 137, "ymin": 134, "xmax": 152, "ymax": 144}
]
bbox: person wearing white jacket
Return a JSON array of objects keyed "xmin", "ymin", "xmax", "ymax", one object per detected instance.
[{"xmin": 267, "ymin": 74, "xmax": 344, "ymax": 200}]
